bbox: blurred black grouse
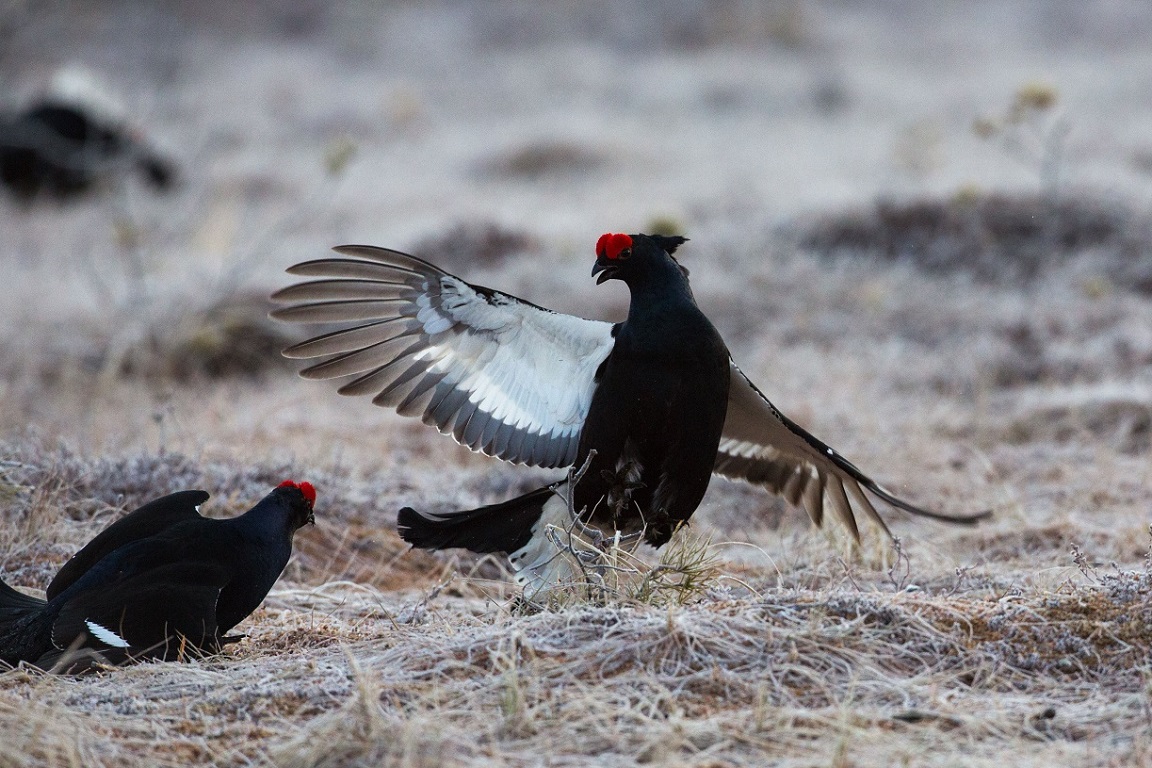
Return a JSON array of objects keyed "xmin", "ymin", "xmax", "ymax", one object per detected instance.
[
  {"xmin": 0, "ymin": 100, "xmax": 176, "ymax": 201},
  {"xmin": 0, "ymin": 481, "xmax": 315, "ymax": 670},
  {"xmin": 272, "ymin": 233, "xmax": 988, "ymax": 593}
]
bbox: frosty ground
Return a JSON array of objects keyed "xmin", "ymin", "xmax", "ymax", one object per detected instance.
[{"xmin": 2, "ymin": 2, "xmax": 1152, "ymax": 765}]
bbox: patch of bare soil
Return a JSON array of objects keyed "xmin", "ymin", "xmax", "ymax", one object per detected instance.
[{"xmin": 798, "ymin": 192, "xmax": 1152, "ymax": 290}]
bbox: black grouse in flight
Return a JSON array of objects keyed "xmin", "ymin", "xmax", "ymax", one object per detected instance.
[
  {"xmin": 0, "ymin": 481, "xmax": 315, "ymax": 670},
  {"xmin": 272, "ymin": 233, "xmax": 986, "ymax": 593}
]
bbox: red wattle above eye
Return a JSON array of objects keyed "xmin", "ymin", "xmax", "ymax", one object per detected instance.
[
  {"xmin": 595, "ymin": 233, "xmax": 611, "ymax": 257},
  {"xmin": 278, "ymin": 479, "xmax": 317, "ymax": 504},
  {"xmin": 596, "ymin": 232, "xmax": 633, "ymax": 260}
]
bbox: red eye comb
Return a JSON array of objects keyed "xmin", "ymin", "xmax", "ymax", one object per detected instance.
[
  {"xmin": 278, "ymin": 480, "xmax": 317, "ymax": 505},
  {"xmin": 596, "ymin": 232, "xmax": 633, "ymax": 260}
]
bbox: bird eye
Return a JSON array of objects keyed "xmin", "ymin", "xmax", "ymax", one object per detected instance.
[{"xmin": 616, "ymin": 247, "xmax": 631, "ymax": 260}]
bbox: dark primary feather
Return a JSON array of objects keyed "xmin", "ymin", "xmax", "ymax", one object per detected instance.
[
  {"xmin": 52, "ymin": 561, "xmax": 230, "ymax": 658},
  {"xmin": 714, "ymin": 364, "xmax": 991, "ymax": 534}
]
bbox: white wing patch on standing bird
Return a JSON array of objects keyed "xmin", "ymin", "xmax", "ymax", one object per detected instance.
[{"xmin": 272, "ymin": 246, "xmax": 615, "ymax": 468}]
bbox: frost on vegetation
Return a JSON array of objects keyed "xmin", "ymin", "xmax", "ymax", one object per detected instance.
[
  {"xmin": 516, "ymin": 521, "xmax": 727, "ymax": 611},
  {"xmin": 2, "ymin": 441, "xmax": 1152, "ymax": 766}
]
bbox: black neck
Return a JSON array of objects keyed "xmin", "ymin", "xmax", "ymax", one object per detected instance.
[{"xmin": 625, "ymin": 258, "xmax": 696, "ymax": 323}]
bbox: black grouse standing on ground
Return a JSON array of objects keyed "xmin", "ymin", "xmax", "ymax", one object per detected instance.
[
  {"xmin": 0, "ymin": 481, "xmax": 315, "ymax": 670},
  {"xmin": 271, "ymin": 233, "xmax": 988, "ymax": 594}
]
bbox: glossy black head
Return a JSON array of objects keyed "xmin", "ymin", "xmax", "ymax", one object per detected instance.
[
  {"xmin": 275, "ymin": 480, "xmax": 317, "ymax": 530},
  {"xmin": 591, "ymin": 233, "xmax": 689, "ymax": 286}
]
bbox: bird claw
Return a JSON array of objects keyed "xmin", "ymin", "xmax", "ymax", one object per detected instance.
[{"xmin": 561, "ymin": 509, "xmax": 643, "ymax": 553}]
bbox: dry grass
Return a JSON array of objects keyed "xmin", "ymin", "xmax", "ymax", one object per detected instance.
[
  {"xmin": 4, "ymin": 575, "xmax": 1152, "ymax": 766},
  {"xmin": 4, "ymin": 2, "xmax": 1152, "ymax": 766},
  {"xmin": 2, "ymin": 438, "xmax": 1152, "ymax": 767}
]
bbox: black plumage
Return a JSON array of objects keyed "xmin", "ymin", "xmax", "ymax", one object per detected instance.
[
  {"xmin": 566, "ymin": 233, "xmax": 731, "ymax": 546},
  {"xmin": 0, "ymin": 481, "xmax": 315, "ymax": 671},
  {"xmin": 272, "ymin": 233, "xmax": 989, "ymax": 594},
  {"xmin": 0, "ymin": 101, "xmax": 176, "ymax": 201}
]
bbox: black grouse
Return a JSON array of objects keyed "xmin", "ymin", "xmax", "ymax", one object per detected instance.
[
  {"xmin": 0, "ymin": 480, "xmax": 315, "ymax": 670},
  {"xmin": 0, "ymin": 101, "xmax": 176, "ymax": 201},
  {"xmin": 271, "ymin": 233, "xmax": 988, "ymax": 593}
]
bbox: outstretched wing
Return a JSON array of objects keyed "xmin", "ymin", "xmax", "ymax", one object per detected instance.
[
  {"xmin": 46, "ymin": 490, "xmax": 210, "ymax": 600},
  {"xmin": 715, "ymin": 362, "xmax": 990, "ymax": 540},
  {"xmin": 271, "ymin": 245, "xmax": 615, "ymax": 468}
]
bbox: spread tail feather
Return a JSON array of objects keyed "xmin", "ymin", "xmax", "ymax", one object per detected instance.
[
  {"xmin": 0, "ymin": 577, "xmax": 53, "ymax": 667},
  {"xmin": 398, "ymin": 486, "xmax": 555, "ymax": 555},
  {"xmin": 0, "ymin": 577, "xmax": 46, "ymax": 622}
]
